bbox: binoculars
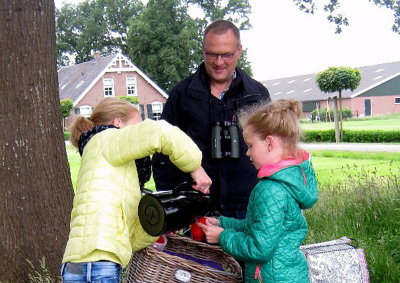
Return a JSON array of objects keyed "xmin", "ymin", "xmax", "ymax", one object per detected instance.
[{"xmin": 211, "ymin": 121, "xmax": 239, "ymax": 159}]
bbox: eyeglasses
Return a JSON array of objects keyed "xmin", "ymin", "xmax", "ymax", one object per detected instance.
[{"xmin": 204, "ymin": 49, "xmax": 237, "ymax": 61}]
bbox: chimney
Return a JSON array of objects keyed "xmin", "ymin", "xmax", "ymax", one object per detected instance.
[{"xmin": 94, "ymin": 51, "xmax": 101, "ymax": 59}]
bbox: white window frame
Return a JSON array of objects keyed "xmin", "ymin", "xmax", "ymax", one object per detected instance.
[
  {"xmin": 395, "ymin": 97, "xmax": 400, "ymax": 104},
  {"xmin": 79, "ymin": 105, "xmax": 93, "ymax": 117},
  {"xmin": 152, "ymin": 101, "xmax": 163, "ymax": 120},
  {"xmin": 126, "ymin": 77, "xmax": 138, "ymax": 96},
  {"xmin": 103, "ymin": 78, "xmax": 114, "ymax": 97}
]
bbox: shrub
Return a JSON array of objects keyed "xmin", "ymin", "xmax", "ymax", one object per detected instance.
[
  {"xmin": 64, "ymin": 131, "xmax": 70, "ymax": 141},
  {"xmin": 303, "ymin": 129, "xmax": 400, "ymax": 143},
  {"xmin": 119, "ymin": 96, "xmax": 139, "ymax": 104},
  {"xmin": 312, "ymin": 107, "xmax": 353, "ymax": 122}
]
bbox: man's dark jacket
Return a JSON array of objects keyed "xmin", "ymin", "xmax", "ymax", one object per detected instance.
[{"xmin": 152, "ymin": 63, "xmax": 270, "ymax": 216}]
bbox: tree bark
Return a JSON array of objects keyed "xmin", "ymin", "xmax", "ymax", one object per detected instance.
[
  {"xmin": 333, "ymin": 96, "xmax": 340, "ymax": 143},
  {"xmin": 0, "ymin": 1, "xmax": 74, "ymax": 281}
]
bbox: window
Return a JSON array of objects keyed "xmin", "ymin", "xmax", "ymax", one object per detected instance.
[
  {"xmin": 103, "ymin": 78, "xmax": 114, "ymax": 97},
  {"xmin": 79, "ymin": 105, "xmax": 92, "ymax": 117},
  {"xmin": 395, "ymin": 97, "xmax": 400, "ymax": 104},
  {"xmin": 151, "ymin": 102, "xmax": 163, "ymax": 120},
  {"xmin": 75, "ymin": 105, "xmax": 92, "ymax": 117},
  {"xmin": 126, "ymin": 77, "xmax": 137, "ymax": 96}
]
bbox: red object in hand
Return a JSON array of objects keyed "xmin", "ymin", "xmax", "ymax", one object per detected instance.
[{"xmin": 191, "ymin": 217, "xmax": 207, "ymax": 241}]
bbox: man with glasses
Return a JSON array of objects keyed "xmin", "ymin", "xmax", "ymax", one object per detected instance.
[{"xmin": 152, "ymin": 19, "xmax": 270, "ymax": 219}]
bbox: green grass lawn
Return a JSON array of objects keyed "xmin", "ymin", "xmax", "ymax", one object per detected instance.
[
  {"xmin": 301, "ymin": 114, "xmax": 400, "ymax": 131},
  {"xmin": 310, "ymin": 150, "xmax": 400, "ymax": 187},
  {"xmin": 65, "ymin": 145, "xmax": 400, "ymax": 281},
  {"xmin": 66, "ymin": 145, "xmax": 400, "ymax": 191}
]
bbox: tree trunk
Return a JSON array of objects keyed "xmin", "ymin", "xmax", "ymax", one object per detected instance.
[
  {"xmin": 333, "ymin": 96, "xmax": 340, "ymax": 143},
  {"xmin": 339, "ymin": 90, "xmax": 344, "ymax": 140},
  {"xmin": 0, "ymin": 1, "xmax": 74, "ymax": 281}
]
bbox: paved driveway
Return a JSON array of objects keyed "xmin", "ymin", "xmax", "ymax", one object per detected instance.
[{"xmin": 300, "ymin": 143, "xmax": 400, "ymax": 152}]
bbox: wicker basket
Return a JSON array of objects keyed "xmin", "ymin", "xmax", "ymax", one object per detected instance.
[{"xmin": 124, "ymin": 234, "xmax": 243, "ymax": 283}]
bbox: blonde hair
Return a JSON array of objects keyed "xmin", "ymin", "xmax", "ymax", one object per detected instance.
[
  {"xmin": 239, "ymin": 99, "xmax": 303, "ymax": 158},
  {"xmin": 69, "ymin": 97, "xmax": 139, "ymax": 147}
]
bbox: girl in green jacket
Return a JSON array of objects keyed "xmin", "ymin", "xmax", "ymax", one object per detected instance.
[
  {"xmin": 197, "ymin": 99, "xmax": 318, "ymax": 282},
  {"xmin": 61, "ymin": 97, "xmax": 211, "ymax": 282}
]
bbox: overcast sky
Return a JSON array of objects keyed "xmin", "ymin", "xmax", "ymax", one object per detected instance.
[{"xmin": 55, "ymin": 0, "xmax": 400, "ymax": 81}]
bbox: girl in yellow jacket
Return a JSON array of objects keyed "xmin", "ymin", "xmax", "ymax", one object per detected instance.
[{"xmin": 61, "ymin": 97, "xmax": 211, "ymax": 282}]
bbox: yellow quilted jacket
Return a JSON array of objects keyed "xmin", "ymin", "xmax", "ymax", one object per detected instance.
[{"xmin": 62, "ymin": 119, "xmax": 202, "ymax": 267}]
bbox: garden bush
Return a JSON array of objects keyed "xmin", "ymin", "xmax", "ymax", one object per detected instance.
[
  {"xmin": 303, "ymin": 129, "xmax": 400, "ymax": 143},
  {"xmin": 64, "ymin": 131, "xmax": 70, "ymax": 141},
  {"xmin": 312, "ymin": 107, "xmax": 353, "ymax": 122}
]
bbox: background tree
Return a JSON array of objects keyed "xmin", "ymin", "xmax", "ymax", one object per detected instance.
[
  {"xmin": 55, "ymin": 0, "xmax": 143, "ymax": 66},
  {"xmin": 55, "ymin": 0, "xmax": 253, "ymax": 91},
  {"xmin": 0, "ymin": 0, "xmax": 74, "ymax": 281},
  {"xmin": 61, "ymin": 98, "xmax": 74, "ymax": 130},
  {"xmin": 294, "ymin": 0, "xmax": 400, "ymax": 34},
  {"xmin": 187, "ymin": 0, "xmax": 251, "ymax": 30},
  {"xmin": 316, "ymin": 66, "xmax": 361, "ymax": 142},
  {"xmin": 127, "ymin": 0, "xmax": 202, "ymax": 92}
]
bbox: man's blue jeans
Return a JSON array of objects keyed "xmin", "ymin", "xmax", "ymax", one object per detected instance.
[{"xmin": 60, "ymin": 261, "xmax": 122, "ymax": 283}]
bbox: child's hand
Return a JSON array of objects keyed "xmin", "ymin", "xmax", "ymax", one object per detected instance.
[
  {"xmin": 205, "ymin": 217, "xmax": 219, "ymax": 227},
  {"xmin": 196, "ymin": 221, "xmax": 223, "ymax": 244},
  {"xmin": 190, "ymin": 166, "xmax": 212, "ymax": 194}
]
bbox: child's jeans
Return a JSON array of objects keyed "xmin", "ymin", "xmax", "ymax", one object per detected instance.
[{"xmin": 60, "ymin": 261, "xmax": 122, "ymax": 282}]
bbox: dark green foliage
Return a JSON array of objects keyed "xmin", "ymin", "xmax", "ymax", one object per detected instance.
[
  {"xmin": 119, "ymin": 96, "xmax": 139, "ymax": 104},
  {"xmin": 303, "ymin": 129, "xmax": 336, "ymax": 142},
  {"xmin": 127, "ymin": 0, "xmax": 202, "ymax": 93},
  {"xmin": 56, "ymin": 0, "xmax": 253, "ymax": 93},
  {"xmin": 60, "ymin": 98, "xmax": 73, "ymax": 118},
  {"xmin": 55, "ymin": 0, "xmax": 144, "ymax": 66},
  {"xmin": 341, "ymin": 130, "xmax": 400, "ymax": 143},
  {"xmin": 316, "ymin": 67, "xmax": 361, "ymax": 93},
  {"xmin": 312, "ymin": 107, "xmax": 353, "ymax": 121},
  {"xmin": 64, "ymin": 131, "xmax": 71, "ymax": 141},
  {"xmin": 315, "ymin": 66, "xmax": 361, "ymax": 141},
  {"xmin": 187, "ymin": 0, "xmax": 251, "ymax": 30},
  {"xmin": 303, "ymin": 129, "xmax": 400, "ymax": 143}
]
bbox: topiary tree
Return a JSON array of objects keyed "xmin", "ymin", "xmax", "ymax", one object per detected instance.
[
  {"xmin": 60, "ymin": 98, "xmax": 73, "ymax": 130},
  {"xmin": 316, "ymin": 67, "xmax": 361, "ymax": 142}
]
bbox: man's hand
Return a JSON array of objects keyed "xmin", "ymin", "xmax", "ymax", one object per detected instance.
[{"xmin": 190, "ymin": 166, "xmax": 212, "ymax": 194}]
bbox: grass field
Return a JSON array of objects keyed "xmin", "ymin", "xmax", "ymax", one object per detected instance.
[
  {"xmin": 301, "ymin": 113, "xmax": 400, "ymax": 131},
  {"xmin": 66, "ymin": 145, "xmax": 400, "ymax": 191},
  {"xmin": 65, "ymin": 145, "xmax": 400, "ymax": 281},
  {"xmin": 309, "ymin": 150, "xmax": 400, "ymax": 187}
]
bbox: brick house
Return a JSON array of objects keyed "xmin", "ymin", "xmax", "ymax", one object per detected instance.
[
  {"xmin": 58, "ymin": 52, "xmax": 167, "ymax": 128},
  {"xmin": 262, "ymin": 60, "xmax": 400, "ymax": 118}
]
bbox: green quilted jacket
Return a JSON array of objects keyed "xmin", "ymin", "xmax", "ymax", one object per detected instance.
[
  {"xmin": 62, "ymin": 119, "xmax": 202, "ymax": 267},
  {"xmin": 219, "ymin": 151, "xmax": 318, "ymax": 282}
]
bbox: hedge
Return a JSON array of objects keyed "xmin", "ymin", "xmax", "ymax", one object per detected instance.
[
  {"xmin": 64, "ymin": 131, "xmax": 70, "ymax": 141},
  {"xmin": 303, "ymin": 129, "xmax": 400, "ymax": 143},
  {"xmin": 64, "ymin": 129, "xmax": 399, "ymax": 143}
]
